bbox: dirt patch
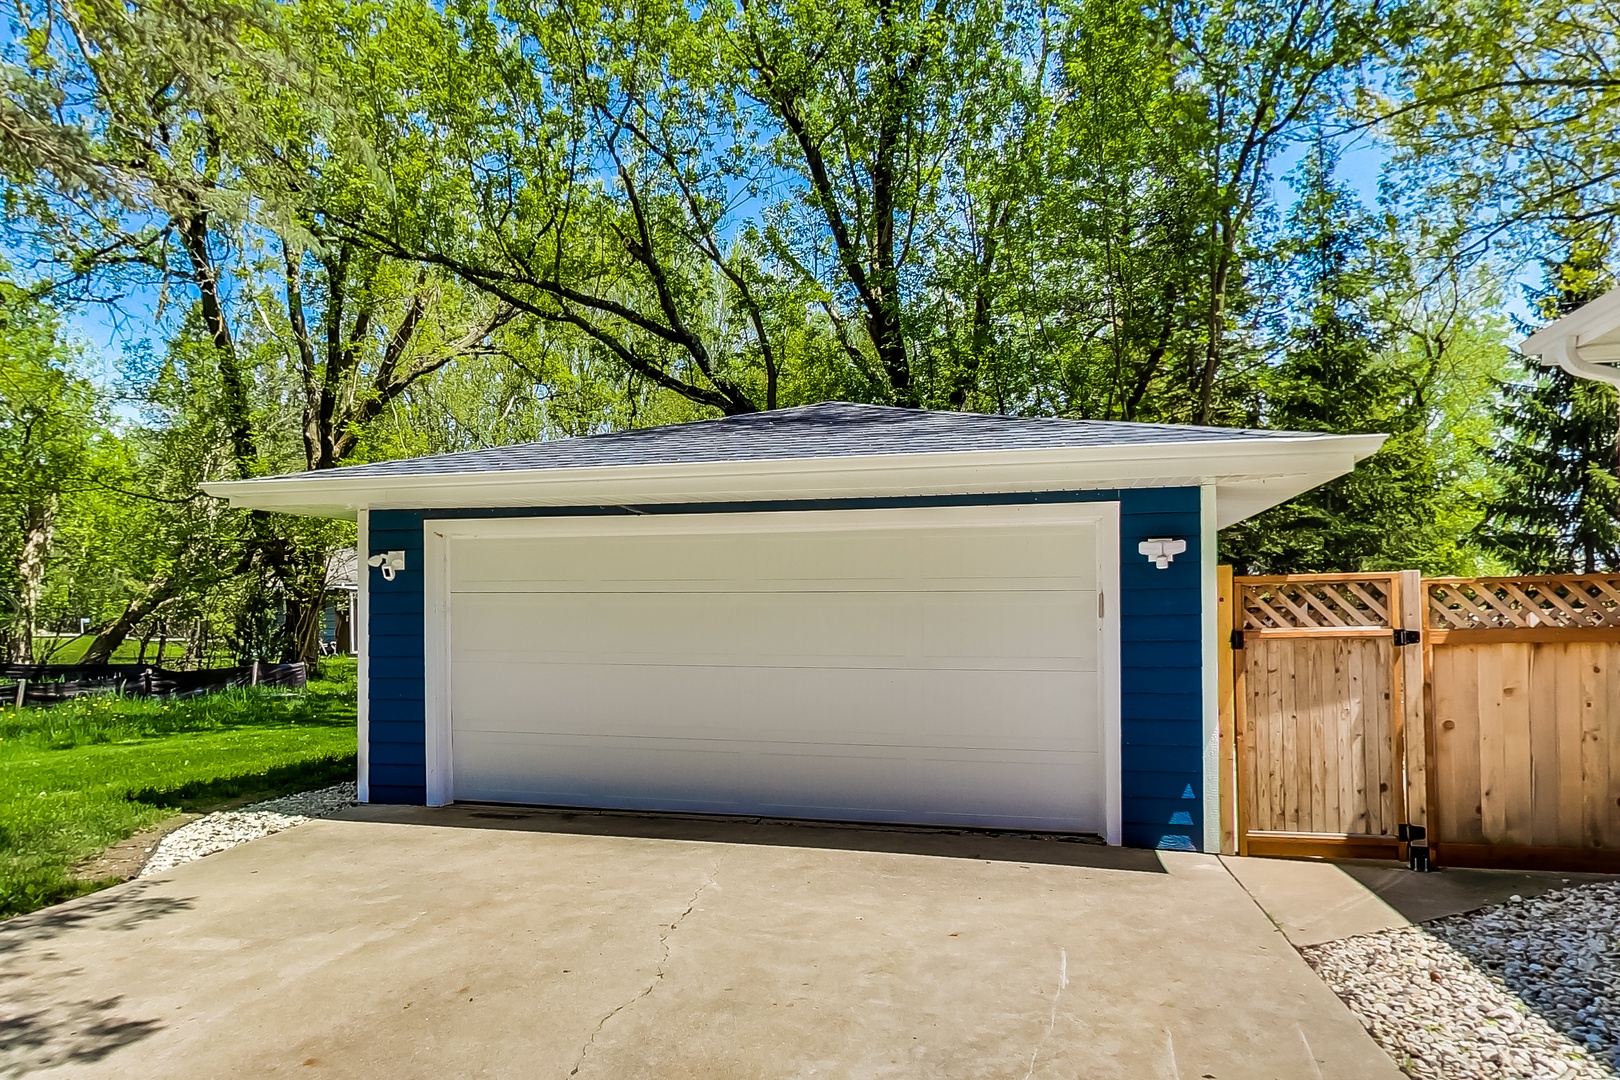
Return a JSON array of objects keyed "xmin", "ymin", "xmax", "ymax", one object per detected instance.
[
  {"xmin": 69, "ymin": 786, "xmax": 348, "ymax": 885},
  {"xmin": 72, "ymin": 814, "xmax": 199, "ymax": 883}
]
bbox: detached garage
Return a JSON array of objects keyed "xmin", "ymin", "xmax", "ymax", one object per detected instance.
[{"xmin": 205, "ymin": 403, "xmax": 1381, "ymax": 851}]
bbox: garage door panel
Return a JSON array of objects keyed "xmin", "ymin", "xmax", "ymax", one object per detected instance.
[
  {"xmin": 452, "ymin": 731, "xmax": 750, "ymax": 812},
  {"xmin": 452, "ymin": 527, "xmax": 1095, "ymax": 592},
  {"xmin": 452, "ymin": 733, "xmax": 1103, "ymax": 830},
  {"xmin": 452, "ymin": 662, "xmax": 1098, "ymax": 752},
  {"xmin": 442, "ymin": 509, "xmax": 1114, "ymax": 832},
  {"xmin": 451, "ymin": 591, "xmax": 1098, "ymax": 669}
]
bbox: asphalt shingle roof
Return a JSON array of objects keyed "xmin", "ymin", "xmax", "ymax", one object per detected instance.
[{"xmin": 285, "ymin": 402, "xmax": 1318, "ymax": 481}]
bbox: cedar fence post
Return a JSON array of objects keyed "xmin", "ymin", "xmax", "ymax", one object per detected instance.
[
  {"xmin": 1398, "ymin": 569, "xmax": 1428, "ymax": 838},
  {"xmin": 1217, "ymin": 565, "xmax": 1238, "ymax": 855}
]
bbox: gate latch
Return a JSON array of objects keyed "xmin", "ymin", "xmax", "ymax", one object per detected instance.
[
  {"xmin": 1230, "ymin": 629, "xmax": 1245, "ymax": 650},
  {"xmin": 1392, "ymin": 628, "xmax": 1422, "ymax": 646}
]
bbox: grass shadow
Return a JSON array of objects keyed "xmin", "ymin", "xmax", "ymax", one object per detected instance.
[{"xmin": 128, "ymin": 755, "xmax": 356, "ymax": 813}]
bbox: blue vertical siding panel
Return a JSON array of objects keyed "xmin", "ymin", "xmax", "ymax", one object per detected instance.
[
  {"xmin": 1116, "ymin": 486, "xmax": 1204, "ymax": 851},
  {"xmin": 365, "ymin": 510, "xmax": 431, "ymax": 801},
  {"xmin": 363, "ymin": 489, "xmax": 1208, "ymax": 851}
]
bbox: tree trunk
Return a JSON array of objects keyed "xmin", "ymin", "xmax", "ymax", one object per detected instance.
[
  {"xmin": 277, "ymin": 548, "xmax": 330, "ymax": 672},
  {"xmin": 81, "ymin": 575, "xmax": 176, "ymax": 665},
  {"xmin": 1197, "ymin": 232, "xmax": 1234, "ymax": 426},
  {"xmin": 8, "ymin": 500, "xmax": 55, "ymax": 664}
]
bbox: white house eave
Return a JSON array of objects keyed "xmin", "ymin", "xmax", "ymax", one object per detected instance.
[
  {"xmin": 1521, "ymin": 286, "xmax": 1620, "ymax": 386},
  {"xmin": 200, "ymin": 432, "xmax": 1386, "ymax": 527}
]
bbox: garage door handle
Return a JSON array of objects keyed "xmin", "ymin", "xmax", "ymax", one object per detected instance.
[{"xmin": 1098, "ymin": 592, "xmax": 1105, "ymax": 618}]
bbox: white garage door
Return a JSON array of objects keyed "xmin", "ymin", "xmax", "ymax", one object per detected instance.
[{"xmin": 425, "ymin": 504, "xmax": 1119, "ymax": 836}]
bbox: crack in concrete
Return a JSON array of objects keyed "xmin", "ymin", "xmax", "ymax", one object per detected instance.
[
  {"xmin": 568, "ymin": 854, "xmax": 723, "ymax": 1078},
  {"xmin": 1023, "ymin": 947, "xmax": 1068, "ymax": 1079}
]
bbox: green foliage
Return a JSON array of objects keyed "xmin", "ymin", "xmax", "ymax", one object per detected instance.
[
  {"xmin": 1487, "ymin": 367, "xmax": 1620, "ymax": 573},
  {"xmin": 1484, "ymin": 236, "xmax": 1620, "ymax": 572},
  {"xmin": 1220, "ymin": 137, "xmax": 1512, "ymax": 573},
  {"xmin": 4, "ymin": 0, "xmax": 1612, "ymax": 589},
  {"xmin": 0, "ymin": 276, "xmax": 110, "ymax": 659},
  {"xmin": 1375, "ymin": 0, "xmax": 1620, "ymax": 257},
  {"xmin": 0, "ymin": 660, "xmax": 356, "ymax": 917}
]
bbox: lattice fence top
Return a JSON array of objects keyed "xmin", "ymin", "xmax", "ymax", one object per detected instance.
[
  {"xmin": 1427, "ymin": 576, "xmax": 1620, "ymax": 629},
  {"xmin": 1238, "ymin": 577, "xmax": 1394, "ymax": 630}
]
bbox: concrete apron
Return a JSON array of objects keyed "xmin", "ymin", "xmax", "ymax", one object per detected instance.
[{"xmin": 2, "ymin": 806, "xmax": 1400, "ymax": 1079}]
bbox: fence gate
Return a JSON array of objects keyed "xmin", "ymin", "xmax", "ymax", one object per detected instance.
[
  {"xmin": 1426, "ymin": 576, "xmax": 1620, "ymax": 870},
  {"xmin": 1230, "ymin": 572, "xmax": 1426, "ymax": 859}
]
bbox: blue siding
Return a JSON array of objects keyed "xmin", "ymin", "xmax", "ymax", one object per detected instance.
[{"xmin": 365, "ymin": 487, "xmax": 1207, "ymax": 850}]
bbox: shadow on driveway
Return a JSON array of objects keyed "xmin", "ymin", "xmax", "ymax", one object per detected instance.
[
  {"xmin": 340, "ymin": 802, "xmax": 1170, "ymax": 873},
  {"xmin": 0, "ymin": 883, "xmax": 189, "ymax": 1074},
  {"xmin": 1335, "ymin": 859, "xmax": 1617, "ymax": 923}
]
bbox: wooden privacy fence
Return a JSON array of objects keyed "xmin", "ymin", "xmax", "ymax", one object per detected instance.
[
  {"xmin": 1223, "ymin": 570, "xmax": 1425, "ymax": 861},
  {"xmin": 1221, "ymin": 570, "xmax": 1620, "ymax": 872},
  {"xmin": 1426, "ymin": 576, "xmax": 1620, "ymax": 870}
]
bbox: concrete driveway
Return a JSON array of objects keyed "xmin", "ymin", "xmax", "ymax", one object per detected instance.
[{"xmin": 1, "ymin": 805, "xmax": 1400, "ymax": 1079}]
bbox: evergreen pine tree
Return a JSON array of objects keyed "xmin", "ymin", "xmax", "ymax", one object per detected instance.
[
  {"xmin": 1484, "ymin": 238, "xmax": 1620, "ymax": 572},
  {"xmin": 1221, "ymin": 136, "xmax": 1442, "ymax": 572}
]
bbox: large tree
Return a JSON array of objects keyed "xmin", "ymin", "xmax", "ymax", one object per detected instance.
[{"xmin": 0, "ymin": 278, "xmax": 105, "ymax": 661}]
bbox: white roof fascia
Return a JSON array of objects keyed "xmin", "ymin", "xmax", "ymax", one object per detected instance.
[
  {"xmin": 1520, "ymin": 286, "xmax": 1620, "ymax": 384},
  {"xmin": 201, "ymin": 432, "xmax": 1387, "ymax": 525}
]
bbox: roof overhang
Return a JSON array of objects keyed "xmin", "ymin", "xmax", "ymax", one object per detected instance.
[
  {"xmin": 202, "ymin": 433, "xmax": 1387, "ymax": 530},
  {"xmin": 1520, "ymin": 286, "xmax": 1620, "ymax": 386}
]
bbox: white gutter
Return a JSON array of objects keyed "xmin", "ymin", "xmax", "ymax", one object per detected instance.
[
  {"xmin": 1540, "ymin": 335, "xmax": 1620, "ymax": 388},
  {"xmin": 202, "ymin": 433, "xmax": 1386, "ymax": 529},
  {"xmin": 1520, "ymin": 286, "xmax": 1620, "ymax": 387}
]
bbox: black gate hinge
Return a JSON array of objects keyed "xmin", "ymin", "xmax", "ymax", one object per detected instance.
[
  {"xmin": 1398, "ymin": 823, "xmax": 1431, "ymax": 872},
  {"xmin": 1230, "ymin": 629, "xmax": 1245, "ymax": 649},
  {"xmin": 1392, "ymin": 628, "xmax": 1422, "ymax": 646}
]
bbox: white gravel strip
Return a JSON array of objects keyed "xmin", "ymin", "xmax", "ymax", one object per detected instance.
[
  {"xmin": 1303, "ymin": 882, "xmax": 1620, "ymax": 1080},
  {"xmin": 139, "ymin": 783, "xmax": 356, "ymax": 877}
]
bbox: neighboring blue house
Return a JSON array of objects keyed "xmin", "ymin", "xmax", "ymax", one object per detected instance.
[{"xmin": 206, "ymin": 403, "xmax": 1380, "ymax": 852}]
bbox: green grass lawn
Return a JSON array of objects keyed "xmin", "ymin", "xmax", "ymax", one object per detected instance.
[
  {"xmin": 26, "ymin": 634, "xmax": 192, "ymax": 665},
  {"xmin": 0, "ymin": 659, "xmax": 357, "ymax": 917}
]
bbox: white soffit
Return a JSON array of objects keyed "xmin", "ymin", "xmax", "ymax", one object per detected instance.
[
  {"xmin": 202, "ymin": 433, "xmax": 1386, "ymax": 528},
  {"xmin": 1521, "ymin": 286, "xmax": 1620, "ymax": 385}
]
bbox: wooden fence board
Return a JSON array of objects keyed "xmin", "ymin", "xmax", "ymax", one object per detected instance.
[
  {"xmin": 1434, "ymin": 643, "xmax": 1485, "ymax": 844},
  {"xmin": 1607, "ymin": 646, "xmax": 1620, "ymax": 847},
  {"xmin": 1528, "ymin": 645, "xmax": 1561, "ymax": 847},
  {"xmin": 1307, "ymin": 641, "xmax": 1324, "ymax": 831},
  {"xmin": 1476, "ymin": 643, "xmax": 1505, "ymax": 843},
  {"xmin": 1499, "ymin": 644, "xmax": 1534, "ymax": 847},
  {"xmin": 1260, "ymin": 643, "xmax": 1278, "ymax": 837},
  {"xmin": 1377, "ymin": 639, "xmax": 1396, "ymax": 833},
  {"xmin": 1583, "ymin": 645, "xmax": 1610, "ymax": 849},
  {"xmin": 1554, "ymin": 648, "xmax": 1586, "ymax": 847},
  {"xmin": 1338, "ymin": 641, "xmax": 1357, "ymax": 832},
  {"xmin": 1348, "ymin": 641, "xmax": 1369, "ymax": 835},
  {"xmin": 1281, "ymin": 640, "xmax": 1299, "ymax": 831}
]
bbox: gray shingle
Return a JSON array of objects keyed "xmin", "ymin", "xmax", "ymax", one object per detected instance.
[{"xmin": 272, "ymin": 402, "xmax": 1321, "ymax": 482}]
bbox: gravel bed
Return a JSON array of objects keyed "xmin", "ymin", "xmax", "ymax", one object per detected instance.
[
  {"xmin": 1303, "ymin": 882, "xmax": 1620, "ymax": 1079},
  {"xmin": 139, "ymin": 783, "xmax": 356, "ymax": 877}
]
